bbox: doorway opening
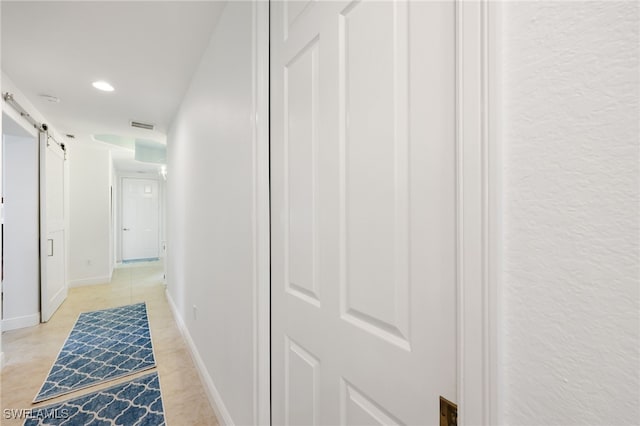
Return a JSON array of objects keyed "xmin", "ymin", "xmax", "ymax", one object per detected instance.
[{"xmin": 1, "ymin": 112, "xmax": 40, "ymax": 330}]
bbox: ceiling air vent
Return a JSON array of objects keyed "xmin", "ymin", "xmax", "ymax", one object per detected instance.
[{"xmin": 130, "ymin": 120, "xmax": 155, "ymax": 131}]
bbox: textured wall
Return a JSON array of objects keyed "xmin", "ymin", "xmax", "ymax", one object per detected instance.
[{"xmin": 503, "ymin": 2, "xmax": 639, "ymax": 424}]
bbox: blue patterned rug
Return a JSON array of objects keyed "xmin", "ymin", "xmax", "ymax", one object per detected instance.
[
  {"xmin": 25, "ymin": 372, "xmax": 165, "ymax": 426},
  {"xmin": 34, "ymin": 303, "xmax": 156, "ymax": 403}
]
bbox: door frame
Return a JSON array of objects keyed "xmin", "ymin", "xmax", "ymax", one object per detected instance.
[
  {"xmin": 254, "ymin": 1, "xmax": 271, "ymax": 425},
  {"xmin": 1, "ymin": 109, "xmax": 40, "ymax": 330},
  {"xmin": 119, "ymin": 177, "xmax": 161, "ymax": 262},
  {"xmin": 257, "ymin": 1, "xmax": 502, "ymax": 424},
  {"xmin": 456, "ymin": 1, "xmax": 502, "ymax": 424}
]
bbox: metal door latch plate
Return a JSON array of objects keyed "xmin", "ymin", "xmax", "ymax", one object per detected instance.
[{"xmin": 440, "ymin": 396, "xmax": 457, "ymax": 426}]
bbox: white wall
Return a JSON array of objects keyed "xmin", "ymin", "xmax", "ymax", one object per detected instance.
[
  {"xmin": 68, "ymin": 142, "xmax": 113, "ymax": 286},
  {"xmin": 166, "ymin": 2, "xmax": 259, "ymax": 424},
  {"xmin": 1, "ymin": 133, "xmax": 39, "ymax": 331},
  {"xmin": 502, "ymin": 2, "xmax": 639, "ymax": 424}
]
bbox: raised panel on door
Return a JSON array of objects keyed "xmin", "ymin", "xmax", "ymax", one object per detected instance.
[
  {"xmin": 272, "ymin": 1, "xmax": 456, "ymax": 424},
  {"xmin": 46, "ymin": 229, "xmax": 66, "ymax": 308},
  {"xmin": 339, "ymin": 0, "xmax": 410, "ymax": 351},
  {"xmin": 284, "ymin": 0, "xmax": 315, "ymax": 41},
  {"xmin": 286, "ymin": 35, "xmax": 320, "ymax": 307},
  {"xmin": 285, "ymin": 337, "xmax": 320, "ymax": 426},
  {"xmin": 46, "ymin": 145, "xmax": 65, "ymax": 229},
  {"xmin": 340, "ymin": 380, "xmax": 403, "ymax": 426}
]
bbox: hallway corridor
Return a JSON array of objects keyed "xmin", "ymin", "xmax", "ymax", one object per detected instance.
[
  {"xmin": 0, "ymin": 1, "xmax": 638, "ymax": 424},
  {"xmin": 0, "ymin": 262, "xmax": 218, "ymax": 425}
]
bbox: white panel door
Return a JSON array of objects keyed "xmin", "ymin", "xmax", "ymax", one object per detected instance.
[
  {"xmin": 271, "ymin": 1, "xmax": 457, "ymax": 424},
  {"xmin": 40, "ymin": 133, "xmax": 67, "ymax": 322},
  {"xmin": 122, "ymin": 178, "xmax": 159, "ymax": 261}
]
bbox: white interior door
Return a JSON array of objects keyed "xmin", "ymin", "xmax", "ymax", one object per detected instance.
[
  {"xmin": 40, "ymin": 132, "xmax": 67, "ymax": 322},
  {"xmin": 271, "ymin": 1, "xmax": 457, "ymax": 424},
  {"xmin": 121, "ymin": 178, "xmax": 159, "ymax": 261}
]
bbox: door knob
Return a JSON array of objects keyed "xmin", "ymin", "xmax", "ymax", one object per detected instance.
[{"xmin": 123, "ymin": 228, "xmax": 131, "ymax": 231}]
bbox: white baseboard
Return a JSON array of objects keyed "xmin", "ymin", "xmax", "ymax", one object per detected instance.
[
  {"xmin": 165, "ymin": 290, "xmax": 234, "ymax": 426},
  {"xmin": 1, "ymin": 312, "xmax": 40, "ymax": 331},
  {"xmin": 69, "ymin": 275, "xmax": 111, "ymax": 287},
  {"xmin": 0, "ymin": 352, "xmax": 5, "ymax": 370}
]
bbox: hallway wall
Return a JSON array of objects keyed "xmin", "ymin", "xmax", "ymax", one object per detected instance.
[
  {"xmin": 502, "ymin": 1, "xmax": 639, "ymax": 424},
  {"xmin": 166, "ymin": 2, "xmax": 258, "ymax": 425},
  {"xmin": 1, "ymin": 133, "xmax": 39, "ymax": 330},
  {"xmin": 164, "ymin": 2, "xmax": 640, "ymax": 425},
  {"xmin": 68, "ymin": 143, "xmax": 113, "ymax": 286}
]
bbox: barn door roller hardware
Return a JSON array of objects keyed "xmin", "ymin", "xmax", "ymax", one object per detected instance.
[
  {"xmin": 3, "ymin": 92, "xmax": 40, "ymax": 130},
  {"xmin": 3, "ymin": 92, "xmax": 66, "ymax": 156}
]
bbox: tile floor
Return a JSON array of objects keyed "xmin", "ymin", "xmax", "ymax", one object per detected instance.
[{"xmin": 0, "ymin": 261, "xmax": 219, "ymax": 425}]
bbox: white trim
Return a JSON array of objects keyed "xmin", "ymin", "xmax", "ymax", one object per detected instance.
[
  {"xmin": 456, "ymin": 1, "xmax": 501, "ymax": 425},
  {"xmin": 487, "ymin": 3, "xmax": 503, "ymax": 423},
  {"xmin": 0, "ymin": 352, "xmax": 4, "ymax": 370},
  {"xmin": 165, "ymin": 290, "xmax": 234, "ymax": 426},
  {"xmin": 1, "ymin": 312, "xmax": 40, "ymax": 331},
  {"xmin": 38, "ymin": 131, "xmax": 49, "ymax": 322},
  {"xmin": 69, "ymin": 275, "xmax": 112, "ymax": 287},
  {"xmin": 252, "ymin": 1, "xmax": 271, "ymax": 425}
]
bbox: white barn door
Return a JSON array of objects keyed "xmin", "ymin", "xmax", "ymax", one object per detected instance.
[
  {"xmin": 271, "ymin": 0, "xmax": 457, "ymax": 424},
  {"xmin": 40, "ymin": 132, "xmax": 68, "ymax": 322}
]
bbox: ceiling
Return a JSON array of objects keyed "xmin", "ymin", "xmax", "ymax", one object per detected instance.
[{"xmin": 1, "ymin": 1, "xmax": 226, "ymax": 172}]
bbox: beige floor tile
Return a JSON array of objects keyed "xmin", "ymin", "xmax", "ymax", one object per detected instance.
[{"xmin": 0, "ymin": 261, "xmax": 218, "ymax": 426}]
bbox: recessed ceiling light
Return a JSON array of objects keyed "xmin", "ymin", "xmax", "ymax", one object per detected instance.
[{"xmin": 92, "ymin": 81, "xmax": 114, "ymax": 92}]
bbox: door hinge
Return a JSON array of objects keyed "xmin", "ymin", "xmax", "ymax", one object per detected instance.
[{"xmin": 440, "ymin": 396, "xmax": 457, "ymax": 426}]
